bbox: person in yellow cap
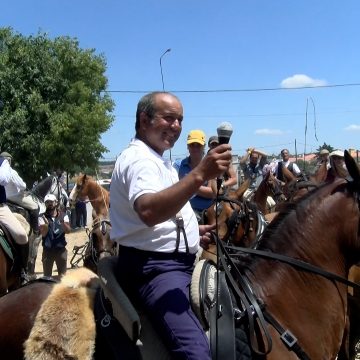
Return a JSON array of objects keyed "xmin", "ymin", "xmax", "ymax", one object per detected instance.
[{"xmin": 174, "ymin": 130, "xmax": 214, "ymax": 222}]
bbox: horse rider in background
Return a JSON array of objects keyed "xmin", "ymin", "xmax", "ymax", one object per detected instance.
[
  {"xmin": 239, "ymin": 147, "xmax": 269, "ymax": 195},
  {"xmin": 316, "ymin": 148, "xmax": 331, "ymax": 170},
  {"xmin": 0, "ymin": 152, "xmax": 30, "ymax": 284},
  {"xmin": 0, "ymin": 152, "xmax": 40, "ymax": 235},
  {"xmin": 326, "ymin": 149, "xmax": 348, "ymax": 181},
  {"xmin": 274, "ymin": 148, "xmax": 302, "ymax": 181}
]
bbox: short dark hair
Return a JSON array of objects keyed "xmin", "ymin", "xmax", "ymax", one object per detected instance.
[
  {"xmin": 135, "ymin": 91, "xmax": 180, "ymax": 133},
  {"xmin": 281, "ymin": 148, "xmax": 289, "ymax": 155}
]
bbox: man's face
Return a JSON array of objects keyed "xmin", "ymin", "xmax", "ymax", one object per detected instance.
[
  {"xmin": 281, "ymin": 150, "xmax": 289, "ymax": 161},
  {"xmin": 320, "ymin": 154, "xmax": 329, "ymax": 161},
  {"xmin": 209, "ymin": 141, "xmax": 219, "ymax": 150},
  {"xmin": 250, "ymin": 153, "xmax": 259, "ymax": 165},
  {"xmin": 142, "ymin": 94, "xmax": 183, "ymax": 155},
  {"xmin": 45, "ymin": 200, "xmax": 57, "ymax": 210},
  {"xmin": 188, "ymin": 142, "xmax": 205, "ymax": 159}
]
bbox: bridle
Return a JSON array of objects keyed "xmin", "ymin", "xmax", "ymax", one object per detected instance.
[
  {"xmin": 212, "ymin": 179, "xmax": 360, "ymax": 359},
  {"xmin": 87, "ymin": 218, "xmax": 115, "ymax": 263},
  {"xmin": 214, "ymin": 195, "xmax": 265, "ymax": 247}
]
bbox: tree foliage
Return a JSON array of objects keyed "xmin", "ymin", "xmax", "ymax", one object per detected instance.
[
  {"xmin": 0, "ymin": 28, "xmax": 114, "ymax": 185},
  {"xmin": 316, "ymin": 142, "xmax": 334, "ymax": 154}
]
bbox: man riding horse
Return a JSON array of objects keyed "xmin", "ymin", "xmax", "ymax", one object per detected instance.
[
  {"xmin": 0, "ymin": 152, "xmax": 40, "ymax": 235},
  {"xmin": 0, "ymin": 151, "xmax": 30, "ymax": 284}
]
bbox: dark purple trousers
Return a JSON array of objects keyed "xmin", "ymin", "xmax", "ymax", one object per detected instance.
[{"xmin": 116, "ymin": 246, "xmax": 211, "ymax": 360}]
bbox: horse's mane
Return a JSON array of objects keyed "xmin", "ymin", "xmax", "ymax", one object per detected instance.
[
  {"xmin": 32, "ymin": 176, "xmax": 55, "ymax": 198},
  {"xmin": 256, "ymin": 178, "xmax": 347, "ymax": 252}
]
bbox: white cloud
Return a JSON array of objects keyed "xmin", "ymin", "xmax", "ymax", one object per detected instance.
[
  {"xmin": 281, "ymin": 74, "xmax": 328, "ymax": 88},
  {"xmin": 344, "ymin": 124, "xmax": 360, "ymax": 132},
  {"xmin": 255, "ymin": 128, "xmax": 284, "ymax": 136}
]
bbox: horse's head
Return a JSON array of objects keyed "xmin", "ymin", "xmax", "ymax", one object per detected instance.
[
  {"xmin": 262, "ymin": 171, "xmax": 286, "ymax": 203},
  {"xmin": 69, "ymin": 174, "xmax": 90, "ymax": 206},
  {"xmin": 206, "ymin": 186, "xmax": 260, "ymax": 248},
  {"xmin": 32, "ymin": 176, "xmax": 56, "ymax": 200},
  {"xmin": 83, "ymin": 216, "xmax": 116, "ymax": 273}
]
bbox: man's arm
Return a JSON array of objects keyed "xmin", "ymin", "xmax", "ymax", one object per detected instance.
[
  {"xmin": 134, "ymin": 144, "xmax": 232, "ymax": 227},
  {"xmin": 223, "ymin": 164, "xmax": 237, "ymax": 188}
]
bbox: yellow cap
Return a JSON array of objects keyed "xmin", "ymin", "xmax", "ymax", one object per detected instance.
[{"xmin": 187, "ymin": 130, "xmax": 206, "ymax": 146}]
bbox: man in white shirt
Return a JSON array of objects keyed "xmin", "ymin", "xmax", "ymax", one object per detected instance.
[
  {"xmin": 0, "ymin": 152, "xmax": 29, "ymax": 283},
  {"xmin": 274, "ymin": 148, "xmax": 301, "ymax": 181},
  {"xmin": 110, "ymin": 92, "xmax": 232, "ymax": 359},
  {"xmin": 0, "ymin": 152, "xmax": 40, "ymax": 234}
]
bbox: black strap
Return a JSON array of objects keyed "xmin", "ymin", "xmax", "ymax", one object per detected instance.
[
  {"xmin": 216, "ymin": 236, "xmax": 273, "ymax": 355},
  {"xmin": 174, "ymin": 215, "xmax": 189, "ymax": 254},
  {"xmin": 225, "ymin": 245, "xmax": 360, "ymax": 290},
  {"xmin": 263, "ymin": 311, "xmax": 311, "ymax": 360},
  {"xmin": 210, "ymin": 271, "xmax": 236, "ymax": 360}
]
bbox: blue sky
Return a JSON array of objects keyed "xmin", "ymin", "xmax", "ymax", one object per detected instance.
[{"xmin": 1, "ymin": 1, "xmax": 360, "ymax": 160}]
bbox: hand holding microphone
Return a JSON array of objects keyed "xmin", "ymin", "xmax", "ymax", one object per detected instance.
[{"xmin": 216, "ymin": 122, "xmax": 233, "ymax": 190}]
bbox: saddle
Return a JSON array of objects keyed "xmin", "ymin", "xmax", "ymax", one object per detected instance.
[
  {"xmin": 0, "ymin": 225, "xmax": 15, "ymax": 261},
  {"xmin": 96, "ymin": 256, "xmax": 250, "ymax": 360}
]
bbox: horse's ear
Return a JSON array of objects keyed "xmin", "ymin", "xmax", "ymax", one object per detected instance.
[
  {"xmin": 345, "ymin": 150, "xmax": 360, "ymax": 183},
  {"xmin": 236, "ymin": 178, "xmax": 250, "ymax": 199}
]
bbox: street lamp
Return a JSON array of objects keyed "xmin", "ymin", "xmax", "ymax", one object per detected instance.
[{"xmin": 160, "ymin": 48, "xmax": 171, "ymax": 91}]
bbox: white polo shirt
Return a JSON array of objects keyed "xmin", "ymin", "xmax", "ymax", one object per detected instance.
[{"xmin": 110, "ymin": 138, "xmax": 199, "ymax": 254}]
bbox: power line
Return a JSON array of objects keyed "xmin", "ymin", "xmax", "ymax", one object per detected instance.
[{"xmin": 103, "ymin": 82, "xmax": 360, "ymax": 94}]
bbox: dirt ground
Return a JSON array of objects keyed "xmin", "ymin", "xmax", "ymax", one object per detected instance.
[{"xmin": 34, "ymin": 228, "xmax": 89, "ymax": 278}]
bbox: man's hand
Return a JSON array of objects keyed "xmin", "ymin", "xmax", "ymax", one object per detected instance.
[{"xmin": 199, "ymin": 223, "xmax": 216, "ymax": 250}]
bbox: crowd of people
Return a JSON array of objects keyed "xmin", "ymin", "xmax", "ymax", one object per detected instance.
[{"xmin": 0, "ymin": 90, "xmax": 351, "ymax": 359}]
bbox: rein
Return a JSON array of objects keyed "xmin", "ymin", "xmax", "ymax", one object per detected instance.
[
  {"xmin": 225, "ymin": 245, "xmax": 360, "ymax": 290},
  {"xmin": 216, "ymin": 195, "xmax": 258, "ymax": 246},
  {"xmin": 87, "ymin": 219, "xmax": 114, "ymax": 262}
]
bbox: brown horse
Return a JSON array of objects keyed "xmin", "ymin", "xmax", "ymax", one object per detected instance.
[
  {"xmin": 2, "ymin": 150, "xmax": 360, "ymax": 359},
  {"xmin": 202, "ymin": 179, "xmax": 268, "ymax": 263},
  {"xmin": 0, "ymin": 227, "xmax": 21, "ymax": 297},
  {"xmin": 82, "ymin": 216, "xmax": 117, "ymax": 273},
  {"xmin": 69, "ymin": 174, "xmax": 110, "ymax": 217},
  {"xmin": 251, "ymin": 170, "xmax": 285, "ymax": 214},
  {"xmin": 219, "ymin": 150, "xmax": 360, "ymax": 359}
]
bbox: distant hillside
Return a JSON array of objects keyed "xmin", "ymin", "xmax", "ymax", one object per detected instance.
[{"xmin": 99, "ymin": 161, "xmax": 115, "ymax": 177}]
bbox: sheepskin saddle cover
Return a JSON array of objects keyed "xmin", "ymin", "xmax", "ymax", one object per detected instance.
[{"xmin": 24, "ymin": 268, "xmax": 100, "ymax": 360}]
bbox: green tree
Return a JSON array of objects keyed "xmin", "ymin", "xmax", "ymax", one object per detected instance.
[
  {"xmin": 316, "ymin": 142, "xmax": 334, "ymax": 154},
  {"xmin": 0, "ymin": 28, "xmax": 114, "ymax": 185}
]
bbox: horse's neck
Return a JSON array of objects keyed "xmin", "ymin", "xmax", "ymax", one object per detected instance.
[
  {"xmin": 87, "ymin": 185, "xmax": 109, "ymax": 215},
  {"xmin": 251, "ymin": 183, "xmax": 352, "ymax": 283},
  {"xmin": 33, "ymin": 177, "xmax": 53, "ymax": 198},
  {"xmin": 252, "ymin": 183, "xmax": 267, "ymax": 214}
]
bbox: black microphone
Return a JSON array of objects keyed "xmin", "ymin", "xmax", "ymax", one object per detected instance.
[
  {"xmin": 217, "ymin": 122, "xmax": 233, "ymax": 144},
  {"xmin": 216, "ymin": 122, "xmax": 233, "ymax": 190}
]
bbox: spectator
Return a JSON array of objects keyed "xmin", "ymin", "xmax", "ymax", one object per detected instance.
[
  {"xmin": 174, "ymin": 130, "xmax": 214, "ymax": 222},
  {"xmin": 39, "ymin": 193, "xmax": 71, "ymax": 279},
  {"xmin": 75, "ymin": 199, "xmax": 87, "ymax": 228}
]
